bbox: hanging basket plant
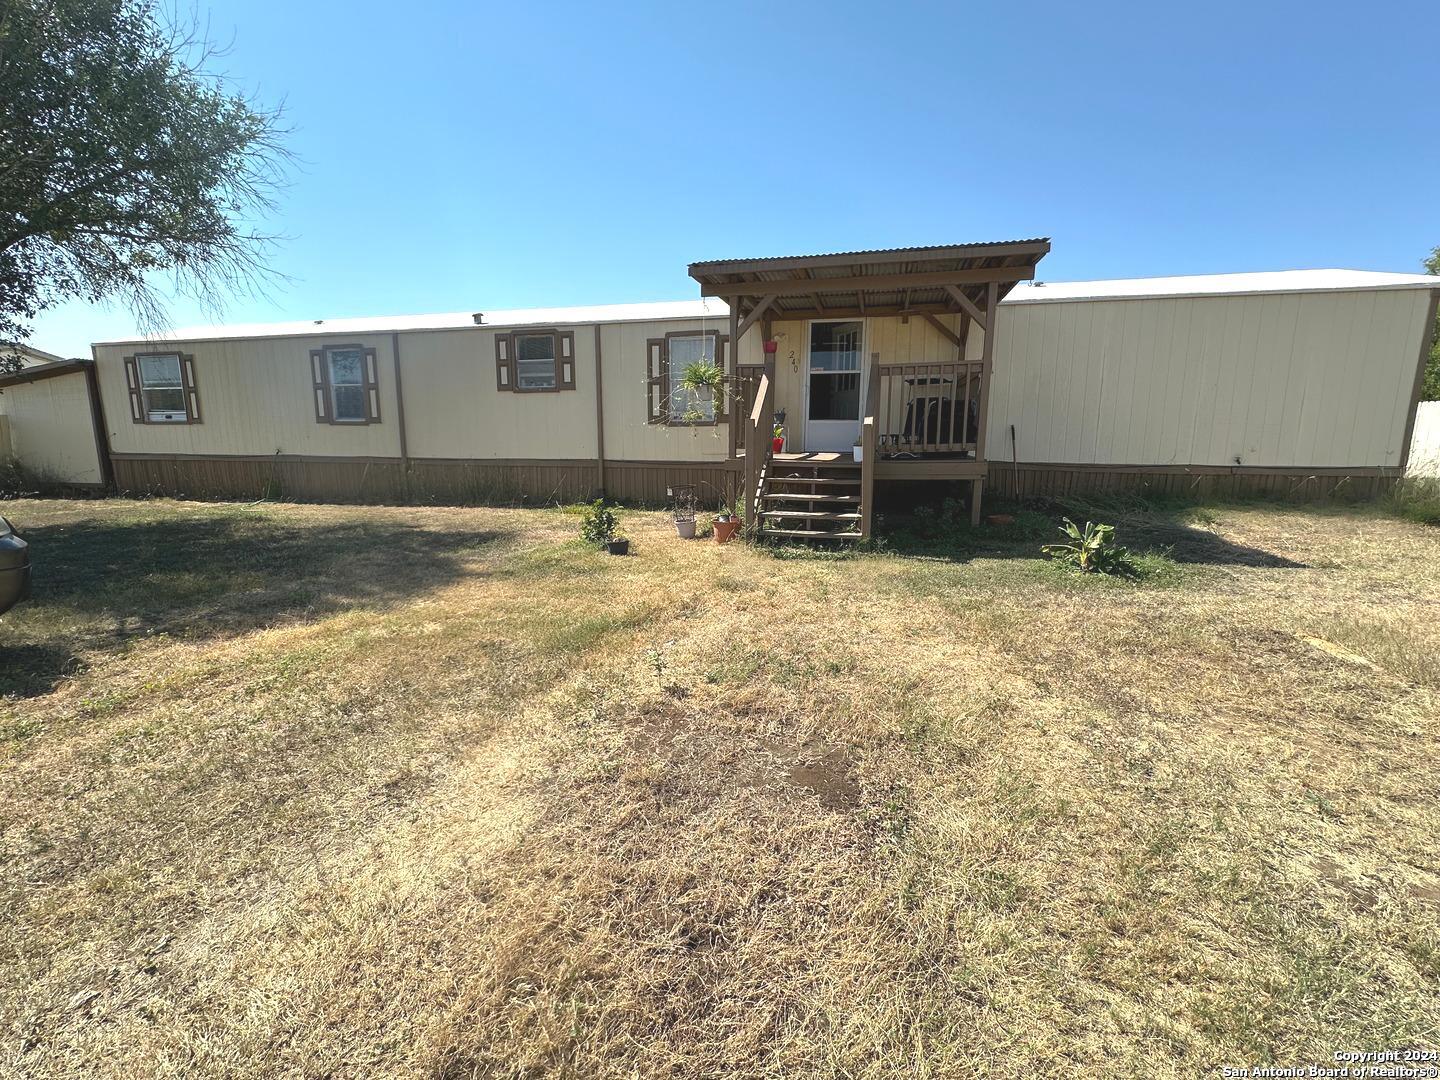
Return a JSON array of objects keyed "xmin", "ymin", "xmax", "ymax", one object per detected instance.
[{"xmin": 676, "ymin": 359, "xmax": 733, "ymax": 424}]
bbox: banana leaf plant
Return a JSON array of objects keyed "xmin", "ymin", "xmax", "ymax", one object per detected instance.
[{"xmin": 1041, "ymin": 517, "xmax": 1129, "ymax": 573}]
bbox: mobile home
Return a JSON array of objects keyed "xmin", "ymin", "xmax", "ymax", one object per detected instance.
[{"xmin": 20, "ymin": 240, "xmax": 1438, "ymax": 538}]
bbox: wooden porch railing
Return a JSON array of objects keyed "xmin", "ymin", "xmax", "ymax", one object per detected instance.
[
  {"xmin": 860, "ymin": 358, "xmax": 879, "ymax": 539},
  {"xmin": 743, "ymin": 358, "xmax": 775, "ymax": 531},
  {"xmin": 875, "ymin": 360, "xmax": 982, "ymax": 457}
]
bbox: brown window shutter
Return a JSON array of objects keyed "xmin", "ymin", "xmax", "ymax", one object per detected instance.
[
  {"xmin": 311, "ymin": 348, "xmax": 330, "ymax": 423},
  {"xmin": 495, "ymin": 334, "xmax": 513, "ymax": 392},
  {"xmin": 715, "ymin": 334, "xmax": 730, "ymax": 419},
  {"xmin": 558, "ymin": 331, "xmax": 576, "ymax": 390},
  {"xmin": 123, "ymin": 355, "xmax": 144, "ymax": 423},
  {"xmin": 363, "ymin": 346, "xmax": 381, "ymax": 422},
  {"xmin": 646, "ymin": 338, "xmax": 667, "ymax": 423},
  {"xmin": 179, "ymin": 353, "xmax": 201, "ymax": 423}
]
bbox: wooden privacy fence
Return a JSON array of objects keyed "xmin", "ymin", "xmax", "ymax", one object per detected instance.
[{"xmin": 874, "ymin": 359, "xmax": 982, "ymax": 457}]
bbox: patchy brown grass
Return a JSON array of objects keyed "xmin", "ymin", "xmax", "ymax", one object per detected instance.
[{"xmin": 1, "ymin": 497, "xmax": 1438, "ymax": 1078}]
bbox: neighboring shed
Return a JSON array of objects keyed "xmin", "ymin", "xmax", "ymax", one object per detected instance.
[
  {"xmin": 2, "ymin": 343, "xmax": 69, "ymax": 369},
  {"xmin": 0, "ymin": 360, "xmax": 109, "ymax": 489}
]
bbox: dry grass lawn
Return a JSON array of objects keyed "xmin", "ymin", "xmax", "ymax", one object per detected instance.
[{"xmin": 1, "ymin": 496, "xmax": 1438, "ymax": 1078}]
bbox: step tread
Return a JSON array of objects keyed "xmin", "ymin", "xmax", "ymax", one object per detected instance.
[
  {"xmin": 762, "ymin": 492, "xmax": 861, "ymax": 503},
  {"xmin": 767, "ymin": 475, "xmax": 861, "ymax": 485},
  {"xmin": 761, "ymin": 509, "xmax": 862, "ymax": 521},
  {"xmin": 764, "ymin": 528, "xmax": 863, "ymax": 540}
]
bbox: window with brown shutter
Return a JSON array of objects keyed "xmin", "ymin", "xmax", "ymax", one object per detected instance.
[
  {"xmin": 645, "ymin": 330, "xmax": 729, "ymax": 426},
  {"xmin": 493, "ymin": 329, "xmax": 576, "ymax": 392},
  {"xmin": 311, "ymin": 344, "xmax": 380, "ymax": 424},
  {"xmin": 124, "ymin": 352, "xmax": 201, "ymax": 423}
]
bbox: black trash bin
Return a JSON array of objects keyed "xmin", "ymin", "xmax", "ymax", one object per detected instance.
[{"xmin": 0, "ymin": 516, "xmax": 30, "ymax": 616}]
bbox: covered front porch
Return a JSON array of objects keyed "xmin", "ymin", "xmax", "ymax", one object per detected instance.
[{"xmin": 687, "ymin": 240, "xmax": 1050, "ymax": 538}]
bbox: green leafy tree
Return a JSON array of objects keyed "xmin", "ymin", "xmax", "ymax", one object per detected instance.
[
  {"xmin": 0, "ymin": 0, "xmax": 289, "ymax": 371},
  {"xmin": 1425, "ymin": 246, "xmax": 1440, "ymax": 401}
]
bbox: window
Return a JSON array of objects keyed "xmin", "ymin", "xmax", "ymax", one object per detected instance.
[
  {"xmin": 124, "ymin": 352, "xmax": 200, "ymax": 424},
  {"xmin": 494, "ymin": 330, "xmax": 576, "ymax": 392},
  {"xmin": 309, "ymin": 344, "xmax": 381, "ymax": 424},
  {"xmin": 666, "ymin": 334, "xmax": 717, "ymax": 422},
  {"xmin": 646, "ymin": 330, "xmax": 729, "ymax": 425},
  {"xmin": 515, "ymin": 333, "xmax": 558, "ymax": 390},
  {"xmin": 326, "ymin": 347, "xmax": 367, "ymax": 421},
  {"xmin": 139, "ymin": 355, "xmax": 185, "ymax": 421},
  {"xmin": 807, "ymin": 320, "xmax": 862, "ymax": 422}
]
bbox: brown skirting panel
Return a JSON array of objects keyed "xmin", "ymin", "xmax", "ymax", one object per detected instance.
[
  {"xmin": 986, "ymin": 462, "xmax": 1399, "ymax": 501},
  {"xmin": 407, "ymin": 458, "xmax": 599, "ymax": 504},
  {"xmin": 110, "ymin": 453, "xmax": 739, "ymax": 507},
  {"xmin": 112, "ymin": 454, "xmax": 407, "ymax": 503},
  {"xmin": 603, "ymin": 460, "xmax": 738, "ymax": 507}
]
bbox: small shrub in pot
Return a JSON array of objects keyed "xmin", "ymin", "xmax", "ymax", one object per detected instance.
[{"xmin": 580, "ymin": 499, "xmax": 628, "ymax": 554}]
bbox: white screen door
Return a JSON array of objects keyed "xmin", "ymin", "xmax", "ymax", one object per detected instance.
[{"xmin": 804, "ymin": 320, "xmax": 864, "ymax": 451}]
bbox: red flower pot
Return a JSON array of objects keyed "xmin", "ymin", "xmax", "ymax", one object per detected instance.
[{"xmin": 772, "ymin": 436, "xmax": 785, "ymax": 453}]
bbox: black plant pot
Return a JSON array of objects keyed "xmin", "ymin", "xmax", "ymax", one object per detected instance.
[{"xmin": 606, "ymin": 539, "xmax": 630, "ymax": 556}]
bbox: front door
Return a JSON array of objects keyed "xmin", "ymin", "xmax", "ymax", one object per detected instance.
[{"xmin": 804, "ymin": 319, "xmax": 864, "ymax": 451}]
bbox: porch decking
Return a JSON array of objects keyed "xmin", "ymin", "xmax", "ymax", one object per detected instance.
[{"xmin": 750, "ymin": 450, "xmax": 987, "ymax": 479}]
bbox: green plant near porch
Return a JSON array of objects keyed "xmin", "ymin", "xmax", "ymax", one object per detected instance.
[{"xmin": 1042, "ymin": 517, "xmax": 1128, "ymax": 574}]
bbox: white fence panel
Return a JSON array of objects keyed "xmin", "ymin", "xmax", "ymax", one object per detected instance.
[{"xmin": 1409, "ymin": 401, "xmax": 1440, "ymax": 476}]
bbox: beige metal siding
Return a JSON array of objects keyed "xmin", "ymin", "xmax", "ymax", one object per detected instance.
[
  {"xmin": 600, "ymin": 319, "xmax": 751, "ymax": 462},
  {"xmin": 989, "ymin": 289, "xmax": 1435, "ymax": 468},
  {"xmin": 95, "ymin": 336, "xmax": 402, "ymax": 458},
  {"xmin": 400, "ymin": 328, "xmax": 597, "ymax": 460},
  {"xmin": 97, "ymin": 320, "xmax": 745, "ymax": 468},
  {"xmin": 769, "ymin": 320, "xmax": 806, "ymax": 448},
  {"xmin": 0, "ymin": 370, "xmax": 103, "ymax": 484}
]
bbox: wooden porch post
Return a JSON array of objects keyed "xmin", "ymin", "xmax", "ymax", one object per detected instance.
[
  {"xmin": 728, "ymin": 300, "xmax": 741, "ymax": 462},
  {"xmin": 861, "ymin": 355, "xmax": 880, "ymax": 539},
  {"xmin": 971, "ymin": 280, "xmax": 999, "ymax": 526}
]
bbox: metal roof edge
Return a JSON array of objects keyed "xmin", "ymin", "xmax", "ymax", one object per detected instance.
[
  {"xmin": 0, "ymin": 357, "xmax": 94, "ymax": 388},
  {"xmin": 91, "ymin": 307, "xmax": 733, "ymax": 348},
  {"xmin": 688, "ymin": 238, "xmax": 1052, "ymax": 273},
  {"xmin": 1001, "ymin": 272, "xmax": 1440, "ymax": 306}
]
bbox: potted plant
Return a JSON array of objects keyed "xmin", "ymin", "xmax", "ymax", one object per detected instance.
[
  {"xmin": 772, "ymin": 423, "xmax": 785, "ymax": 454},
  {"xmin": 672, "ymin": 486, "xmax": 697, "ymax": 539},
  {"xmin": 852, "ymin": 435, "xmax": 863, "ymax": 463},
  {"xmin": 712, "ymin": 504, "xmax": 740, "ymax": 544},
  {"xmin": 581, "ymin": 498, "xmax": 629, "ymax": 555}
]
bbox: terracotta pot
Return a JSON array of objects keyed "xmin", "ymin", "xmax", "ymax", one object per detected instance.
[
  {"xmin": 772, "ymin": 436, "xmax": 785, "ymax": 453},
  {"xmin": 985, "ymin": 514, "xmax": 1015, "ymax": 527},
  {"xmin": 674, "ymin": 519, "xmax": 696, "ymax": 539},
  {"xmin": 606, "ymin": 539, "xmax": 630, "ymax": 555},
  {"xmin": 713, "ymin": 519, "xmax": 740, "ymax": 544}
]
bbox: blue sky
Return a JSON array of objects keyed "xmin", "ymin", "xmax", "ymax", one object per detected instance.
[{"xmin": 30, "ymin": 0, "xmax": 1440, "ymax": 356}]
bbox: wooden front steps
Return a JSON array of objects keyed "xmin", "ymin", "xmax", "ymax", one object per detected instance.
[{"xmin": 757, "ymin": 455, "xmax": 865, "ymax": 542}]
